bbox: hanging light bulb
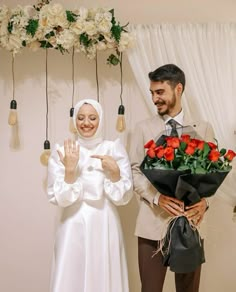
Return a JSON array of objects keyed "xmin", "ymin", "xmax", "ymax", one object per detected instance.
[
  {"xmin": 116, "ymin": 104, "xmax": 126, "ymax": 132},
  {"xmin": 68, "ymin": 47, "xmax": 77, "ymax": 134},
  {"xmin": 40, "ymin": 49, "xmax": 51, "ymax": 167},
  {"xmin": 69, "ymin": 107, "xmax": 77, "ymax": 134},
  {"xmin": 40, "ymin": 140, "xmax": 51, "ymax": 166},
  {"xmin": 116, "ymin": 53, "xmax": 126, "ymax": 132},
  {"xmin": 233, "ymin": 206, "xmax": 236, "ymax": 222},
  {"xmin": 8, "ymin": 99, "xmax": 17, "ymax": 126}
]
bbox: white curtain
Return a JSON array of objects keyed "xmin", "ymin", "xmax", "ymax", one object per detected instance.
[{"xmin": 127, "ymin": 23, "xmax": 236, "ymax": 149}]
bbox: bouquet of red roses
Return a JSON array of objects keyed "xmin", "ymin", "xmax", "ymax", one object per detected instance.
[{"xmin": 140, "ymin": 130, "xmax": 236, "ymax": 273}]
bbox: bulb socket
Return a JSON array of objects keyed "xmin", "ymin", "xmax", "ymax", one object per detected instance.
[
  {"xmin": 118, "ymin": 104, "xmax": 125, "ymax": 115},
  {"xmin": 70, "ymin": 107, "xmax": 74, "ymax": 117},
  {"xmin": 44, "ymin": 140, "xmax": 50, "ymax": 150},
  {"xmin": 10, "ymin": 99, "xmax": 17, "ymax": 109}
]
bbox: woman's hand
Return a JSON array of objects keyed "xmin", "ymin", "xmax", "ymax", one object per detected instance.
[
  {"xmin": 91, "ymin": 155, "xmax": 121, "ymax": 182},
  {"xmin": 57, "ymin": 139, "xmax": 80, "ymax": 183}
]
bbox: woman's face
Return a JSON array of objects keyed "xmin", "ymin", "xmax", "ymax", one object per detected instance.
[{"xmin": 76, "ymin": 103, "xmax": 99, "ymax": 138}]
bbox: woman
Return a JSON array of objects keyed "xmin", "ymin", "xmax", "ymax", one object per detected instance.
[{"xmin": 47, "ymin": 99, "xmax": 133, "ymax": 292}]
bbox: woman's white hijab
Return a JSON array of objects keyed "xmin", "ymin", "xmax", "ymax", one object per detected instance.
[{"xmin": 73, "ymin": 98, "xmax": 104, "ymax": 149}]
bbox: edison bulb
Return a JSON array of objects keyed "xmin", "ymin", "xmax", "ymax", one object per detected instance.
[
  {"xmin": 40, "ymin": 140, "xmax": 51, "ymax": 166},
  {"xmin": 8, "ymin": 100, "xmax": 17, "ymax": 126},
  {"xmin": 40, "ymin": 149, "xmax": 51, "ymax": 166},
  {"xmin": 69, "ymin": 107, "xmax": 77, "ymax": 134},
  {"xmin": 69, "ymin": 117, "xmax": 77, "ymax": 134},
  {"xmin": 116, "ymin": 104, "xmax": 126, "ymax": 132}
]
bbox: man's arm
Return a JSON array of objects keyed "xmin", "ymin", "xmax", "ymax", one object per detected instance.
[
  {"xmin": 129, "ymin": 121, "xmax": 185, "ymax": 216},
  {"xmin": 129, "ymin": 122, "xmax": 158, "ymax": 207}
]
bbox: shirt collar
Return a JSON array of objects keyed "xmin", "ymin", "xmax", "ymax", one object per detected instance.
[{"xmin": 163, "ymin": 109, "xmax": 184, "ymax": 126}]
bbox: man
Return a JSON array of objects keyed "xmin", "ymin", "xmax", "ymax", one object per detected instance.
[{"xmin": 129, "ymin": 64, "xmax": 215, "ymax": 292}]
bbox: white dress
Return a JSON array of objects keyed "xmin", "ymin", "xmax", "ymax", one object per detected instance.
[{"xmin": 47, "ymin": 138, "xmax": 133, "ymax": 292}]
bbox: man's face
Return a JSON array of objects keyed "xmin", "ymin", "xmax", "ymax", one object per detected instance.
[{"xmin": 150, "ymin": 80, "xmax": 180, "ymax": 116}]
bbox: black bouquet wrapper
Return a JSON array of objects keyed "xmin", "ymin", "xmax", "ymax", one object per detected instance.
[
  {"xmin": 162, "ymin": 216, "xmax": 205, "ymax": 273},
  {"xmin": 140, "ymin": 134, "xmax": 229, "ymax": 273}
]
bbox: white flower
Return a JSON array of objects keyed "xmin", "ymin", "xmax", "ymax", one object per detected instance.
[
  {"xmin": 77, "ymin": 7, "xmax": 88, "ymax": 21},
  {"xmin": 40, "ymin": 3, "xmax": 68, "ymax": 29},
  {"xmin": 96, "ymin": 41, "xmax": 107, "ymax": 50},
  {"xmin": 86, "ymin": 44, "xmax": 96, "ymax": 59},
  {"xmin": 84, "ymin": 21, "xmax": 97, "ymax": 36},
  {"xmin": 118, "ymin": 31, "xmax": 135, "ymax": 52},
  {"xmin": 70, "ymin": 19, "xmax": 85, "ymax": 35},
  {"xmin": 6, "ymin": 33, "xmax": 22, "ymax": 53},
  {"xmin": 97, "ymin": 19, "xmax": 112, "ymax": 34},
  {"xmin": 56, "ymin": 29, "xmax": 75, "ymax": 50},
  {"xmin": 103, "ymin": 34, "xmax": 116, "ymax": 49},
  {"xmin": 23, "ymin": 5, "xmax": 37, "ymax": 19},
  {"xmin": 27, "ymin": 40, "xmax": 41, "ymax": 51},
  {"xmin": 0, "ymin": 5, "xmax": 10, "ymax": 22}
]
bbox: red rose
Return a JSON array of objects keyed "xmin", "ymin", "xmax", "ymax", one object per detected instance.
[
  {"xmin": 181, "ymin": 134, "xmax": 191, "ymax": 143},
  {"xmin": 185, "ymin": 145, "xmax": 195, "ymax": 155},
  {"xmin": 144, "ymin": 139, "xmax": 156, "ymax": 149},
  {"xmin": 191, "ymin": 139, "xmax": 201, "ymax": 148},
  {"xmin": 147, "ymin": 148, "xmax": 156, "ymax": 158},
  {"xmin": 164, "ymin": 147, "xmax": 175, "ymax": 161},
  {"xmin": 155, "ymin": 146, "xmax": 165, "ymax": 158},
  {"xmin": 208, "ymin": 149, "xmax": 220, "ymax": 162},
  {"xmin": 208, "ymin": 142, "xmax": 217, "ymax": 149},
  {"xmin": 166, "ymin": 137, "xmax": 180, "ymax": 149},
  {"xmin": 224, "ymin": 150, "xmax": 236, "ymax": 161},
  {"xmin": 197, "ymin": 141, "xmax": 205, "ymax": 150}
]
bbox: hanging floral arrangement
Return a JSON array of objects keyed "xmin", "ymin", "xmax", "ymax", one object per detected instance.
[{"xmin": 0, "ymin": 0, "xmax": 134, "ymax": 64}]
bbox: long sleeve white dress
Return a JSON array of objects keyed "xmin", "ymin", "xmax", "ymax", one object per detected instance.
[{"xmin": 47, "ymin": 138, "xmax": 133, "ymax": 292}]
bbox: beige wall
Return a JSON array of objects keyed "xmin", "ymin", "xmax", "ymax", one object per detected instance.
[{"xmin": 1, "ymin": 1, "xmax": 236, "ymax": 292}]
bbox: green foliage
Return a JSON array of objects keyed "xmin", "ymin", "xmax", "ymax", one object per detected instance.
[
  {"xmin": 66, "ymin": 10, "xmax": 78, "ymax": 23},
  {"xmin": 26, "ymin": 19, "xmax": 39, "ymax": 37}
]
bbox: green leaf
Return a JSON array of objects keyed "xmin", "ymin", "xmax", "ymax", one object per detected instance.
[
  {"xmin": 220, "ymin": 148, "xmax": 226, "ymax": 156},
  {"xmin": 7, "ymin": 21, "xmax": 13, "ymax": 33},
  {"xmin": 79, "ymin": 33, "xmax": 91, "ymax": 47},
  {"xmin": 111, "ymin": 23, "xmax": 122, "ymax": 42},
  {"xmin": 180, "ymin": 141, "xmax": 187, "ymax": 151},
  {"xmin": 45, "ymin": 30, "xmax": 55, "ymax": 39},
  {"xmin": 107, "ymin": 54, "xmax": 120, "ymax": 66},
  {"xmin": 39, "ymin": 40, "xmax": 53, "ymax": 49},
  {"xmin": 66, "ymin": 10, "xmax": 78, "ymax": 23},
  {"xmin": 195, "ymin": 167, "xmax": 207, "ymax": 174},
  {"xmin": 203, "ymin": 142, "xmax": 210, "ymax": 158},
  {"xmin": 26, "ymin": 19, "xmax": 39, "ymax": 37},
  {"xmin": 177, "ymin": 165, "xmax": 191, "ymax": 171}
]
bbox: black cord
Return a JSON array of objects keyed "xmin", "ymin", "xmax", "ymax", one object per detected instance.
[
  {"xmin": 95, "ymin": 51, "xmax": 100, "ymax": 102},
  {"xmin": 12, "ymin": 53, "xmax": 15, "ymax": 100},
  {"xmin": 45, "ymin": 49, "xmax": 49, "ymax": 140},
  {"xmin": 72, "ymin": 46, "xmax": 75, "ymax": 107},
  {"xmin": 119, "ymin": 52, "xmax": 123, "ymax": 105}
]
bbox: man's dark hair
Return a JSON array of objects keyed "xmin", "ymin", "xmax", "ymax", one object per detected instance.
[{"xmin": 148, "ymin": 64, "xmax": 185, "ymax": 92}]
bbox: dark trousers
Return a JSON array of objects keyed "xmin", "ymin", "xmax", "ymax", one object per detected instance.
[{"xmin": 138, "ymin": 237, "xmax": 202, "ymax": 292}]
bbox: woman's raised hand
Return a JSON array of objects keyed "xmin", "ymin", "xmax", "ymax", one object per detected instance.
[{"xmin": 57, "ymin": 139, "xmax": 80, "ymax": 183}]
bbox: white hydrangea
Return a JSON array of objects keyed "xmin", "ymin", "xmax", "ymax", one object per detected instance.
[
  {"xmin": 84, "ymin": 20, "xmax": 97, "ymax": 36},
  {"xmin": 39, "ymin": 3, "xmax": 68, "ymax": 29},
  {"xmin": 56, "ymin": 29, "xmax": 75, "ymax": 50},
  {"xmin": 118, "ymin": 31, "xmax": 135, "ymax": 52},
  {"xmin": 70, "ymin": 19, "xmax": 85, "ymax": 35}
]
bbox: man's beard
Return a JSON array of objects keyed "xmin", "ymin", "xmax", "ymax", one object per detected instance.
[{"xmin": 156, "ymin": 93, "xmax": 176, "ymax": 116}]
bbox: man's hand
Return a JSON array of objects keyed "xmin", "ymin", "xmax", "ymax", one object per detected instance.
[
  {"xmin": 158, "ymin": 194, "xmax": 184, "ymax": 216},
  {"xmin": 184, "ymin": 198, "xmax": 208, "ymax": 225}
]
